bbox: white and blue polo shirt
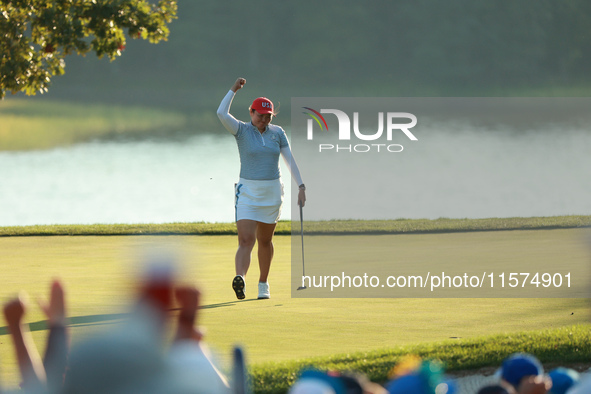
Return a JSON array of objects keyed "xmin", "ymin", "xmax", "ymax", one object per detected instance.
[{"xmin": 234, "ymin": 121, "xmax": 289, "ymax": 180}]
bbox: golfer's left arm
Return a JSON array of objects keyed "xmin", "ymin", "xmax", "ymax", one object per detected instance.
[{"xmin": 280, "ymin": 146, "xmax": 306, "ymax": 207}]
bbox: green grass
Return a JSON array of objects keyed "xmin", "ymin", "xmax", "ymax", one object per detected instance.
[
  {"xmin": 251, "ymin": 324, "xmax": 591, "ymax": 394},
  {"xmin": 1, "ymin": 215, "xmax": 590, "ymax": 236},
  {"xmin": 0, "ymin": 221, "xmax": 246, "ymax": 236},
  {"xmin": 1, "ymin": 228, "xmax": 589, "ymax": 391},
  {"xmin": 0, "ymin": 99, "xmax": 192, "ymax": 151}
]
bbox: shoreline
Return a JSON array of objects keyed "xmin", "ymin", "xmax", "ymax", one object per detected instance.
[{"xmin": 1, "ymin": 215, "xmax": 590, "ymax": 237}]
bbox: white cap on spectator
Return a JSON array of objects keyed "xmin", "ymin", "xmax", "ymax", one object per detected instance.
[{"xmin": 289, "ymin": 379, "xmax": 337, "ymax": 394}]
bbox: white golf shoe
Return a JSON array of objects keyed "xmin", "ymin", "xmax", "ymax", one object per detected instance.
[{"xmin": 257, "ymin": 282, "xmax": 270, "ymax": 299}]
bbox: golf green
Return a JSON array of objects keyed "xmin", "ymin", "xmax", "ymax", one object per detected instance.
[{"xmin": 0, "ymin": 230, "xmax": 589, "ymax": 388}]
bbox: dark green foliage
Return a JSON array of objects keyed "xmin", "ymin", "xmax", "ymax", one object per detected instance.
[
  {"xmin": 0, "ymin": 0, "xmax": 176, "ymax": 98},
  {"xmin": 132, "ymin": 1, "xmax": 591, "ymax": 90},
  {"xmin": 38, "ymin": 0, "xmax": 591, "ymax": 111},
  {"xmin": 3, "ymin": 1, "xmax": 591, "ymax": 106}
]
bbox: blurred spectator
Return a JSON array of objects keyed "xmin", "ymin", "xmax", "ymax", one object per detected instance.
[
  {"xmin": 564, "ymin": 374, "xmax": 591, "ymax": 394},
  {"xmin": 3, "ymin": 279, "xmax": 68, "ymax": 393},
  {"xmin": 3, "ymin": 292, "xmax": 47, "ymax": 392},
  {"xmin": 383, "ymin": 356, "xmax": 456, "ymax": 394},
  {"xmin": 498, "ymin": 353, "xmax": 545, "ymax": 391},
  {"xmin": 288, "ymin": 369, "xmax": 346, "ymax": 394},
  {"xmin": 477, "ymin": 385, "xmax": 512, "ymax": 394},
  {"xmin": 288, "ymin": 368, "xmax": 388, "ymax": 394},
  {"xmin": 61, "ymin": 262, "xmax": 230, "ymax": 394},
  {"xmin": 167, "ymin": 285, "xmax": 230, "ymax": 393},
  {"xmin": 329, "ymin": 370, "xmax": 387, "ymax": 394},
  {"xmin": 39, "ymin": 280, "xmax": 69, "ymax": 393},
  {"xmin": 0, "ymin": 261, "xmax": 233, "ymax": 394},
  {"xmin": 547, "ymin": 368, "xmax": 579, "ymax": 394},
  {"xmin": 515, "ymin": 375, "xmax": 551, "ymax": 394}
]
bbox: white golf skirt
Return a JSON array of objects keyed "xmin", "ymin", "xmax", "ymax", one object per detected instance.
[{"xmin": 235, "ymin": 178, "xmax": 284, "ymax": 224}]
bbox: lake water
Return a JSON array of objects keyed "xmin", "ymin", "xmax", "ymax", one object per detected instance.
[
  {"xmin": 1, "ymin": 126, "xmax": 590, "ymax": 226},
  {"xmin": 291, "ymin": 97, "xmax": 591, "ymax": 222},
  {"xmin": 0, "ymin": 134, "xmax": 293, "ymax": 226}
]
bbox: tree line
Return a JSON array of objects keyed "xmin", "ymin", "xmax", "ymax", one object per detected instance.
[{"xmin": 3, "ymin": 0, "xmax": 590, "ymax": 101}]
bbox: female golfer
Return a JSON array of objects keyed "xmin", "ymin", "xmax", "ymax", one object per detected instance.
[{"xmin": 217, "ymin": 77, "xmax": 306, "ymax": 300}]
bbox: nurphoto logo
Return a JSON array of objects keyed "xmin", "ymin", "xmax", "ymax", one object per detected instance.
[{"xmin": 302, "ymin": 107, "xmax": 418, "ymax": 153}]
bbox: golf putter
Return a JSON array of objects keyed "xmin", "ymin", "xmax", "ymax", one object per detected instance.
[{"xmin": 297, "ymin": 202, "xmax": 307, "ymax": 290}]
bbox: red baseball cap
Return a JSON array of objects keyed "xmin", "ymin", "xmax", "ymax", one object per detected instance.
[{"xmin": 251, "ymin": 97, "xmax": 274, "ymax": 115}]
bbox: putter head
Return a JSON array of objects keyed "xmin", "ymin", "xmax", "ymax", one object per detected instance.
[{"xmin": 297, "ymin": 286, "xmax": 307, "ymax": 290}]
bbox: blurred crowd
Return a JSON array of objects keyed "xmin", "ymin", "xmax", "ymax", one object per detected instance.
[
  {"xmin": 1, "ymin": 269, "xmax": 588, "ymax": 394},
  {"xmin": 286, "ymin": 353, "xmax": 587, "ymax": 394}
]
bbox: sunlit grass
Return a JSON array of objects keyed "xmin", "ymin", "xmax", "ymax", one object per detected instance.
[
  {"xmin": 1, "ymin": 215, "xmax": 589, "ymax": 236},
  {"xmin": 0, "ymin": 233, "xmax": 588, "ymax": 391},
  {"xmin": 0, "ymin": 99, "xmax": 188, "ymax": 151},
  {"xmin": 252, "ymin": 324, "xmax": 591, "ymax": 394}
]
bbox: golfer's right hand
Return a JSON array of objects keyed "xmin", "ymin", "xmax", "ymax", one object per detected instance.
[{"xmin": 231, "ymin": 78, "xmax": 246, "ymax": 92}]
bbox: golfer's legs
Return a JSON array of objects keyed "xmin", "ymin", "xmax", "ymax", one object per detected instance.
[
  {"xmin": 256, "ymin": 222, "xmax": 277, "ymax": 283},
  {"xmin": 236, "ymin": 219, "xmax": 257, "ymax": 276}
]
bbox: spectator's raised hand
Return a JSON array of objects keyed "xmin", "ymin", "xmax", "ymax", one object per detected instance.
[
  {"xmin": 3, "ymin": 293, "xmax": 27, "ymax": 326},
  {"xmin": 3, "ymin": 292, "xmax": 47, "ymax": 390},
  {"xmin": 39, "ymin": 280, "xmax": 69, "ymax": 392},
  {"xmin": 38, "ymin": 279, "xmax": 66, "ymax": 326},
  {"xmin": 518, "ymin": 375, "xmax": 551, "ymax": 394},
  {"xmin": 174, "ymin": 285, "xmax": 204, "ymax": 342}
]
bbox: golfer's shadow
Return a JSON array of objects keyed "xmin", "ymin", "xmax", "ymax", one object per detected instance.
[
  {"xmin": 0, "ymin": 299, "xmax": 257, "ymax": 335},
  {"xmin": 196, "ymin": 299, "xmax": 258, "ymax": 309},
  {"xmin": 0, "ymin": 313, "xmax": 130, "ymax": 335}
]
